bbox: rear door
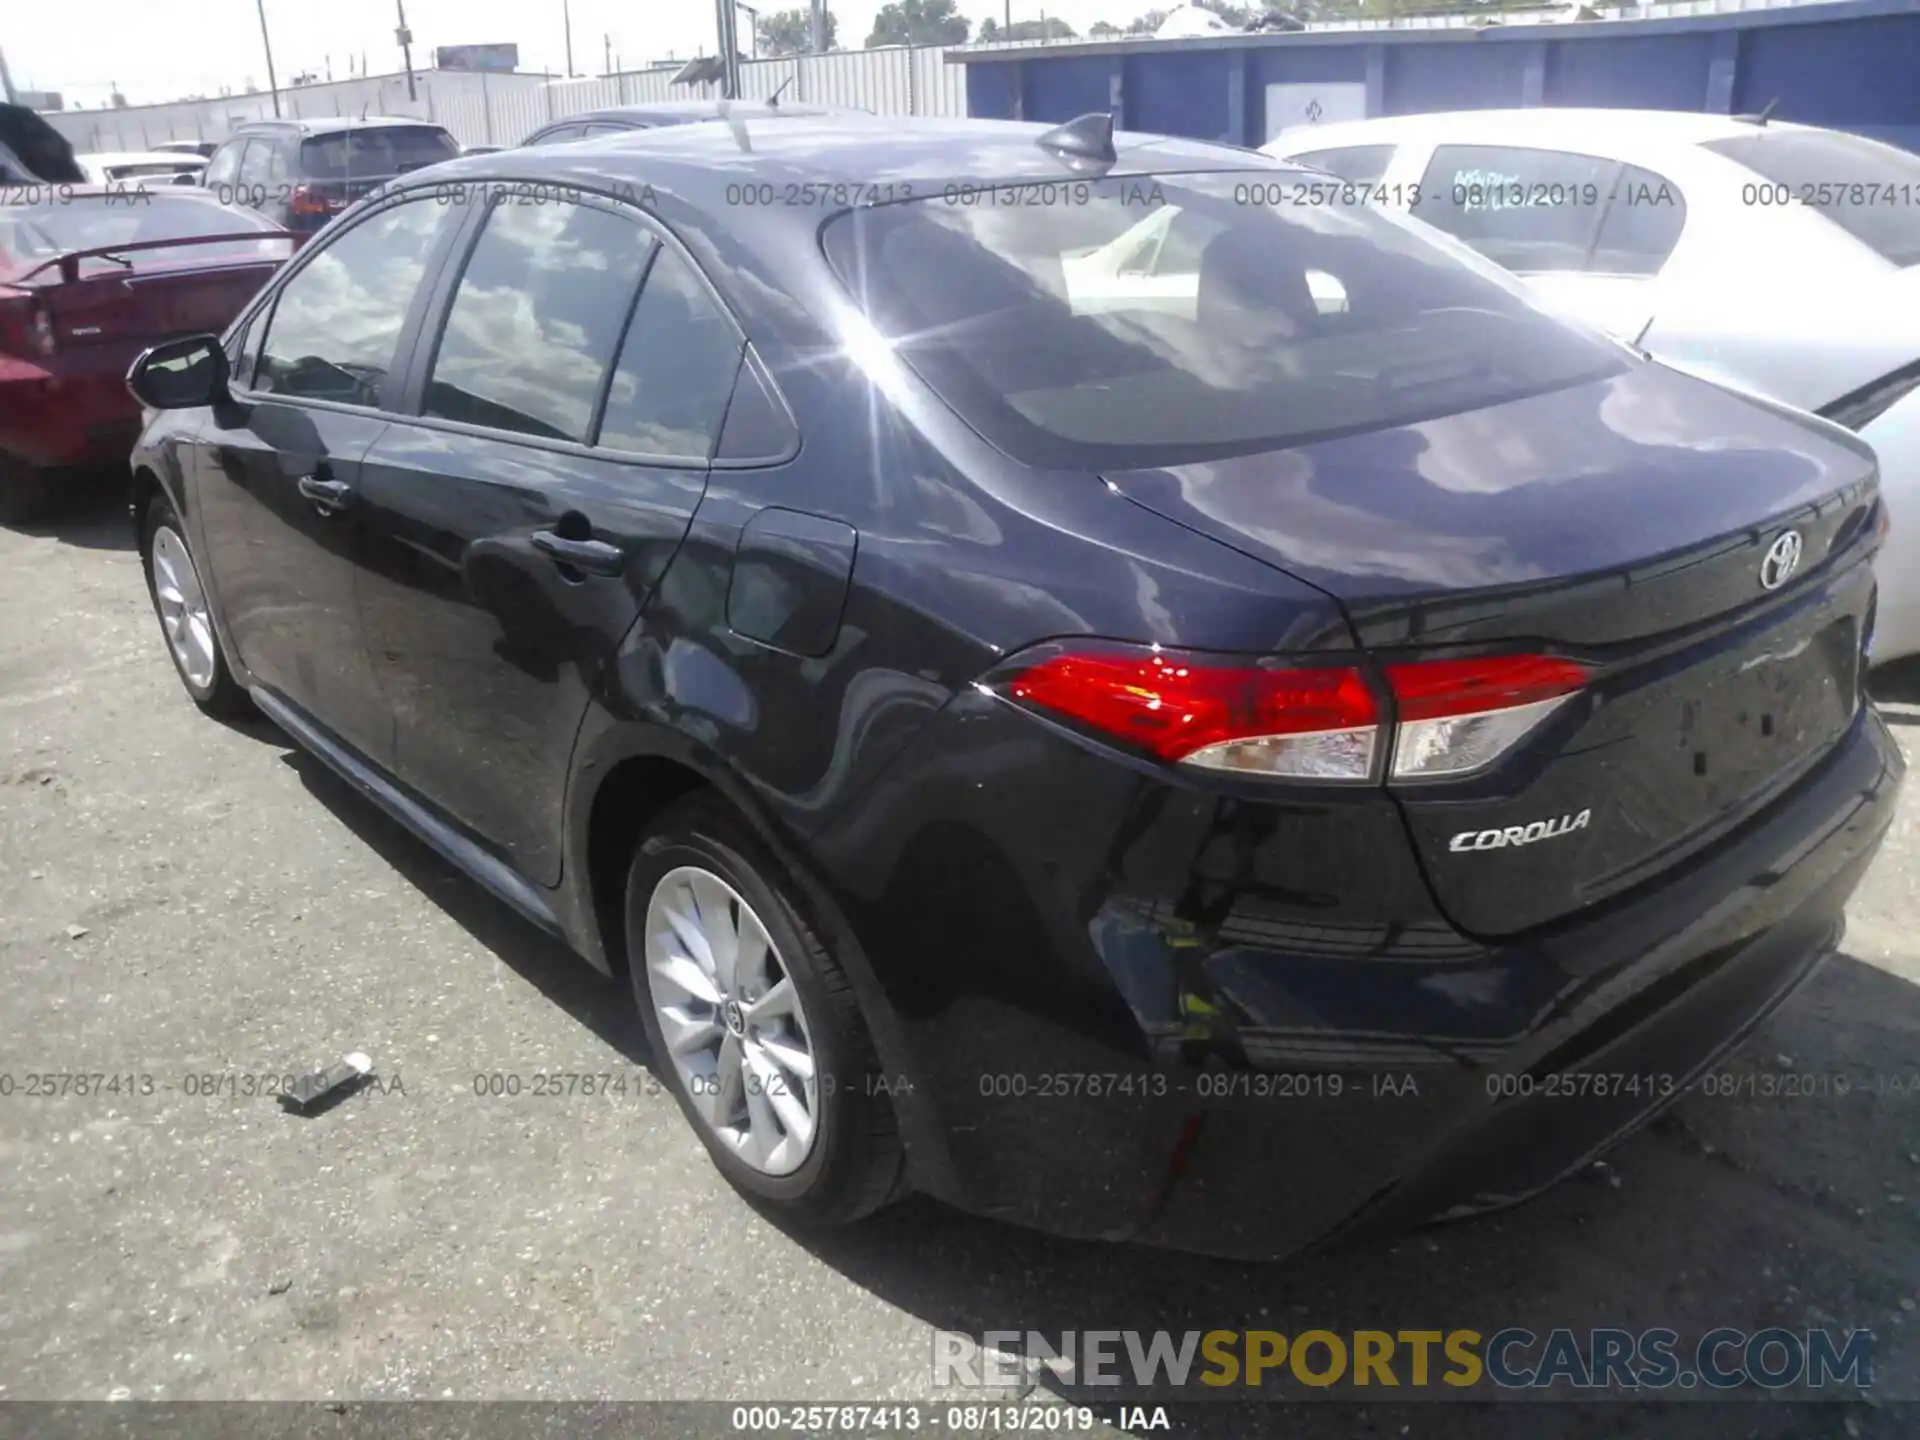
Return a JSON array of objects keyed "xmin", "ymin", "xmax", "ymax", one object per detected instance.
[
  {"xmin": 351, "ymin": 192, "xmax": 737, "ymax": 884},
  {"xmin": 189, "ymin": 192, "xmax": 465, "ymax": 765}
]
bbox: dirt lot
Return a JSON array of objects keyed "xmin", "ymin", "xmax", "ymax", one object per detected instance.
[{"xmin": 2, "ymin": 495, "xmax": 1918, "ymax": 1439}]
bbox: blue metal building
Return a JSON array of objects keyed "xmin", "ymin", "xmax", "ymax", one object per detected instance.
[{"xmin": 953, "ymin": 0, "xmax": 1920, "ymax": 153}]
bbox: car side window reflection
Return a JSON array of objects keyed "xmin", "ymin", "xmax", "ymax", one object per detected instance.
[
  {"xmin": 1589, "ymin": 164, "xmax": 1687, "ymax": 277},
  {"xmin": 1414, "ymin": 144, "xmax": 1618, "ymax": 274},
  {"xmin": 596, "ymin": 248, "xmax": 743, "ymax": 459},
  {"xmin": 236, "ymin": 140, "xmax": 272, "ymax": 189},
  {"xmin": 203, "ymin": 143, "xmax": 241, "ymax": 188},
  {"xmin": 423, "ymin": 199, "xmax": 650, "ymax": 442},
  {"xmin": 1293, "ymin": 145, "xmax": 1396, "ymax": 187},
  {"xmin": 254, "ymin": 198, "xmax": 450, "ymax": 406}
]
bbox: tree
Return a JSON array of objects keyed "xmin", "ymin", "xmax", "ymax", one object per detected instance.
[
  {"xmin": 976, "ymin": 16, "xmax": 1000, "ymax": 41},
  {"xmin": 865, "ymin": 0, "xmax": 970, "ymax": 47},
  {"xmin": 1089, "ymin": 19, "xmax": 1124, "ymax": 35},
  {"xmin": 757, "ymin": 7, "xmax": 837, "ymax": 55},
  {"xmin": 1005, "ymin": 16, "xmax": 1076, "ymax": 38},
  {"xmin": 1124, "ymin": 10, "xmax": 1170, "ymax": 34}
]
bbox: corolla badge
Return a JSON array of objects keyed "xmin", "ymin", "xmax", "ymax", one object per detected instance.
[
  {"xmin": 1449, "ymin": 809, "xmax": 1592, "ymax": 853},
  {"xmin": 1759, "ymin": 530, "xmax": 1803, "ymax": 592}
]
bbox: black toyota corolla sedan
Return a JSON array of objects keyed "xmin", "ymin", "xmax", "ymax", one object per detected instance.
[{"xmin": 124, "ymin": 113, "xmax": 1901, "ymax": 1259}]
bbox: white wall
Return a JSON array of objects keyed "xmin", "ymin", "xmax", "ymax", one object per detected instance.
[{"xmin": 40, "ymin": 48, "xmax": 968, "ymax": 153}]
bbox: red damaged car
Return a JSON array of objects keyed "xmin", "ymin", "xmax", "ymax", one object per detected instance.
[{"xmin": 0, "ymin": 186, "xmax": 293, "ymax": 521}]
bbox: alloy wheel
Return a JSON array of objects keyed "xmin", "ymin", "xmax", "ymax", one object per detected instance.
[
  {"xmin": 644, "ymin": 865, "xmax": 821, "ymax": 1176},
  {"xmin": 151, "ymin": 525, "xmax": 218, "ymax": 692}
]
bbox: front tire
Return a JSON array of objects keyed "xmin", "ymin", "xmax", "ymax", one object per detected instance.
[
  {"xmin": 627, "ymin": 794, "xmax": 904, "ymax": 1226},
  {"xmin": 140, "ymin": 494, "xmax": 251, "ymax": 719}
]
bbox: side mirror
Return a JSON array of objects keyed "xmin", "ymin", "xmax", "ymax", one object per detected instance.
[{"xmin": 127, "ymin": 334, "xmax": 229, "ymax": 411}]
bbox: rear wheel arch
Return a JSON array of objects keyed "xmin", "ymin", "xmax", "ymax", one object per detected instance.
[
  {"xmin": 572, "ymin": 729, "xmax": 957, "ymax": 1197},
  {"xmin": 582, "ymin": 751, "xmax": 714, "ymax": 977}
]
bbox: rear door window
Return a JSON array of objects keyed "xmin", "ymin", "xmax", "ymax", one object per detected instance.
[
  {"xmin": 254, "ymin": 197, "xmax": 453, "ymax": 405},
  {"xmin": 1413, "ymin": 144, "xmax": 1617, "ymax": 273},
  {"xmin": 597, "ymin": 248, "xmax": 743, "ymax": 458},
  {"xmin": 422, "ymin": 198, "xmax": 652, "ymax": 441},
  {"xmin": 236, "ymin": 140, "xmax": 273, "ymax": 190},
  {"xmin": 203, "ymin": 142, "xmax": 243, "ymax": 189},
  {"xmin": 1292, "ymin": 144, "xmax": 1396, "ymax": 186},
  {"xmin": 1704, "ymin": 128, "xmax": 1920, "ymax": 267},
  {"xmin": 529, "ymin": 124, "xmax": 585, "ymax": 146}
]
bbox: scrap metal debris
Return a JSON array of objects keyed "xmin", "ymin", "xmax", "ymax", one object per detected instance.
[{"xmin": 277, "ymin": 1052, "xmax": 373, "ymax": 1115}]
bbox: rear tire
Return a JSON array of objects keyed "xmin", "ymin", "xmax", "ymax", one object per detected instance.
[
  {"xmin": 139, "ymin": 493, "xmax": 252, "ymax": 719},
  {"xmin": 0, "ymin": 458, "xmax": 58, "ymax": 526},
  {"xmin": 627, "ymin": 793, "xmax": 905, "ymax": 1227}
]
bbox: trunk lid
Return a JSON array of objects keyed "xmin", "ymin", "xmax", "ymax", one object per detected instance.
[
  {"xmin": 26, "ymin": 236, "xmax": 289, "ymax": 351},
  {"xmin": 1105, "ymin": 362, "xmax": 1880, "ymax": 936}
]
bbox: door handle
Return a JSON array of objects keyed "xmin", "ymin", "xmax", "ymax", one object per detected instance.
[
  {"xmin": 531, "ymin": 530, "xmax": 626, "ymax": 577},
  {"xmin": 297, "ymin": 475, "xmax": 353, "ymax": 515}
]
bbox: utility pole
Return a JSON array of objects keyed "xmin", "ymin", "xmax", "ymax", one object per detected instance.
[
  {"xmin": 713, "ymin": 0, "xmax": 742, "ymax": 97},
  {"xmin": 564, "ymin": 0, "xmax": 576, "ymax": 76},
  {"xmin": 394, "ymin": 0, "xmax": 417, "ymax": 100},
  {"xmin": 603, "ymin": 33, "xmax": 612, "ymax": 77},
  {"xmin": 810, "ymin": 0, "xmax": 825, "ymax": 52},
  {"xmin": 255, "ymin": 0, "xmax": 282, "ymax": 116}
]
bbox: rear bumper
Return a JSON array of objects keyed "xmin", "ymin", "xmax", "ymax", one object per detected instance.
[
  {"xmin": 816, "ymin": 692, "xmax": 1901, "ymax": 1260},
  {"xmin": 0, "ymin": 350, "xmax": 142, "ymax": 469},
  {"xmin": 1864, "ymin": 392, "xmax": 1920, "ymax": 664}
]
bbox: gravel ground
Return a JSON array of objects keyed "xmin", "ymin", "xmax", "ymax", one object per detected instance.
[{"xmin": 2, "ymin": 496, "xmax": 1918, "ymax": 1439}]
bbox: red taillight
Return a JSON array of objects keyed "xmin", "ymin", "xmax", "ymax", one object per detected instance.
[
  {"xmin": 0, "ymin": 289, "xmax": 57, "ymax": 358},
  {"xmin": 996, "ymin": 644, "xmax": 1590, "ymax": 784},
  {"xmin": 1004, "ymin": 647, "xmax": 1381, "ymax": 780},
  {"xmin": 1384, "ymin": 655, "xmax": 1590, "ymax": 721},
  {"xmin": 289, "ymin": 184, "xmax": 335, "ymax": 217}
]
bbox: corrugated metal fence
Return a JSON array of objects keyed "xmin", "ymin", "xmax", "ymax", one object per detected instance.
[{"xmin": 40, "ymin": 47, "xmax": 969, "ymax": 154}]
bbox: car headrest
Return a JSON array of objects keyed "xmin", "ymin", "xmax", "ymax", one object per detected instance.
[{"xmin": 1195, "ymin": 222, "xmax": 1318, "ymax": 344}]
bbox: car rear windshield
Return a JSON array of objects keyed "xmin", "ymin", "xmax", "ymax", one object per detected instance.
[
  {"xmin": 0, "ymin": 192, "xmax": 288, "ymax": 272},
  {"xmin": 300, "ymin": 127, "xmax": 460, "ymax": 180},
  {"xmin": 1704, "ymin": 129, "xmax": 1920, "ymax": 267},
  {"xmin": 821, "ymin": 172, "xmax": 1625, "ymax": 470}
]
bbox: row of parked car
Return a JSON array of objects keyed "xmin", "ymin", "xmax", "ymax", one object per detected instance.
[
  {"xmin": 3, "ymin": 92, "xmax": 1915, "ymax": 1255},
  {"xmin": 0, "ymin": 99, "xmax": 834, "ymax": 521}
]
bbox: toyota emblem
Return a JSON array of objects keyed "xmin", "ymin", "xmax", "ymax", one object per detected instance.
[{"xmin": 1759, "ymin": 529, "xmax": 1803, "ymax": 591}]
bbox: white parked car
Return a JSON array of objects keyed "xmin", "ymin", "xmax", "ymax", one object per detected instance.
[
  {"xmin": 73, "ymin": 150, "xmax": 209, "ymax": 186},
  {"xmin": 1265, "ymin": 108, "xmax": 1920, "ymax": 664}
]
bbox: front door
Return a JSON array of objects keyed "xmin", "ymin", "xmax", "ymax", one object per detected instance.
[
  {"xmin": 190, "ymin": 192, "xmax": 462, "ymax": 764},
  {"xmin": 352, "ymin": 198, "xmax": 743, "ymax": 884}
]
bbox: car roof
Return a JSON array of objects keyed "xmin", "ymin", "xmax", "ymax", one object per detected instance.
[
  {"xmin": 445, "ymin": 114, "xmax": 1298, "ymax": 197},
  {"xmin": 539, "ymin": 100, "xmax": 847, "ymax": 131},
  {"xmin": 232, "ymin": 116, "xmax": 453, "ymax": 138},
  {"xmin": 1269, "ymin": 107, "xmax": 1825, "ymax": 154}
]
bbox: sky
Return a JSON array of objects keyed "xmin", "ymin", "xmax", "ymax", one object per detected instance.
[{"xmin": 6, "ymin": 0, "xmax": 1150, "ymax": 108}]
